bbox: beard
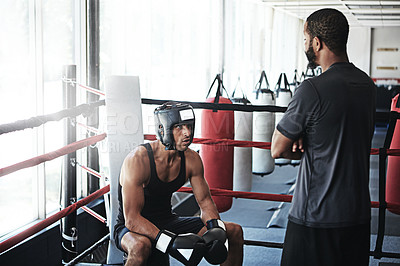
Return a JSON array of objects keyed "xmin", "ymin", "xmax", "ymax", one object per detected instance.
[{"xmin": 305, "ymin": 43, "xmax": 318, "ymax": 69}]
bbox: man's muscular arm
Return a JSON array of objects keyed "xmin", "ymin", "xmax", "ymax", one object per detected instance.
[
  {"xmin": 120, "ymin": 146, "xmax": 159, "ymax": 241},
  {"xmin": 187, "ymin": 150, "xmax": 231, "ymax": 265},
  {"xmin": 186, "ymin": 150, "xmax": 220, "ymax": 222},
  {"xmin": 271, "ymin": 129, "xmax": 303, "ymax": 160}
]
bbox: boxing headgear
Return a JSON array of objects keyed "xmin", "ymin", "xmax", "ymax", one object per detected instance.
[{"xmin": 154, "ymin": 102, "xmax": 195, "ymax": 150}]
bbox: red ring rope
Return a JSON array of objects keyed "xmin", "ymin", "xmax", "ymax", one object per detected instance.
[
  {"xmin": 77, "ymin": 84, "xmax": 105, "ymax": 97},
  {"xmin": 81, "ymin": 206, "xmax": 106, "ymax": 224},
  {"xmin": 0, "ymin": 133, "xmax": 107, "ymax": 178},
  {"xmin": 0, "ymin": 185, "xmax": 110, "ymax": 253}
]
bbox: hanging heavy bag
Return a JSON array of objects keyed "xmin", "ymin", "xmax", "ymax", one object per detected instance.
[
  {"xmin": 274, "ymin": 73, "xmax": 292, "ymax": 166},
  {"xmin": 231, "ymin": 78, "xmax": 253, "ymax": 191},
  {"xmin": 201, "ymin": 74, "xmax": 234, "ymax": 212},
  {"xmin": 252, "ymin": 71, "xmax": 275, "ymax": 175},
  {"xmin": 386, "ymin": 93, "xmax": 400, "ymax": 215}
]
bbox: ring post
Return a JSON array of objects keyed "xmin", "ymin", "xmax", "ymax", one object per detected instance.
[
  {"xmin": 61, "ymin": 65, "xmax": 78, "ymax": 262},
  {"xmin": 87, "ymin": 0, "xmax": 100, "ymax": 194},
  {"xmin": 374, "ymin": 148, "xmax": 388, "ymax": 259},
  {"xmin": 373, "ymin": 113, "xmax": 397, "ymax": 259}
]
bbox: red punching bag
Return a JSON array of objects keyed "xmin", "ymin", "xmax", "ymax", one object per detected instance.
[
  {"xmin": 201, "ymin": 74, "xmax": 234, "ymax": 212},
  {"xmin": 386, "ymin": 93, "xmax": 400, "ymax": 215}
]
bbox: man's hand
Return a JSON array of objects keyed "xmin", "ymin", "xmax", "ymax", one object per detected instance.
[
  {"xmin": 292, "ymin": 137, "xmax": 304, "ymax": 153},
  {"xmin": 202, "ymin": 219, "xmax": 228, "ymax": 265},
  {"xmin": 155, "ymin": 229, "xmax": 206, "ymax": 266}
]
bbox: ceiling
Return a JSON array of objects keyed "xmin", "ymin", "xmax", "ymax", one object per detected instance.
[{"xmin": 262, "ymin": 0, "xmax": 400, "ymax": 27}]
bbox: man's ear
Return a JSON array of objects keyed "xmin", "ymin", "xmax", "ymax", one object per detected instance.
[{"xmin": 313, "ymin": 36, "xmax": 322, "ymax": 51}]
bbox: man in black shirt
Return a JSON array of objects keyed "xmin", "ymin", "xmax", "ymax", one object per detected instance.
[{"xmin": 272, "ymin": 8, "xmax": 376, "ymax": 266}]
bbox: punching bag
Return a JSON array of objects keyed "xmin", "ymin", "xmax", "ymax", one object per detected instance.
[
  {"xmin": 274, "ymin": 73, "xmax": 292, "ymax": 166},
  {"xmin": 201, "ymin": 74, "xmax": 234, "ymax": 212},
  {"xmin": 231, "ymin": 78, "xmax": 253, "ymax": 191},
  {"xmin": 252, "ymin": 71, "xmax": 275, "ymax": 175},
  {"xmin": 386, "ymin": 93, "xmax": 400, "ymax": 215}
]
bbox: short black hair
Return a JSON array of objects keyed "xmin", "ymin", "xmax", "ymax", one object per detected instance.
[{"xmin": 306, "ymin": 8, "xmax": 349, "ymax": 55}]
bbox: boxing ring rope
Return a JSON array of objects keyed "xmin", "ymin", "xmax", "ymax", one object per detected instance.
[
  {"xmin": 0, "ymin": 82, "xmax": 110, "ymax": 255},
  {"xmin": 141, "ymin": 98, "xmax": 287, "ymax": 113},
  {"xmin": 0, "ymin": 124, "xmax": 109, "ymax": 254},
  {"xmin": 0, "ymin": 184, "xmax": 110, "ymax": 253},
  {"xmin": 76, "ymin": 122, "xmax": 100, "ymax": 134},
  {"xmin": 1, "ymin": 81, "xmax": 400, "ymax": 262},
  {"xmin": 0, "ymin": 133, "xmax": 106, "ymax": 178},
  {"xmin": 76, "ymin": 161, "xmax": 111, "ymax": 226},
  {"xmin": 0, "ymin": 100, "xmax": 105, "ymax": 136},
  {"xmin": 62, "ymin": 77, "xmax": 105, "ymax": 97},
  {"xmin": 80, "ymin": 206, "xmax": 107, "ymax": 224}
]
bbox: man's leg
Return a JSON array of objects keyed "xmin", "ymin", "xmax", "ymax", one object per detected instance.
[
  {"xmin": 340, "ymin": 223, "xmax": 370, "ymax": 266},
  {"xmin": 120, "ymin": 231, "xmax": 152, "ymax": 266},
  {"xmin": 281, "ymin": 221, "xmax": 370, "ymax": 266},
  {"xmin": 221, "ymin": 222, "xmax": 244, "ymax": 266},
  {"xmin": 115, "ymin": 223, "xmax": 170, "ymax": 266},
  {"xmin": 281, "ymin": 221, "xmax": 320, "ymax": 266}
]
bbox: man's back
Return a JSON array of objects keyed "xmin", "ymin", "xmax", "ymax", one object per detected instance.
[{"xmin": 278, "ymin": 62, "xmax": 376, "ymax": 227}]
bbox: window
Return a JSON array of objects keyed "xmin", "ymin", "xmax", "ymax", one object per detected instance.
[
  {"xmin": 99, "ymin": 0, "xmax": 223, "ymax": 138},
  {"xmin": 0, "ymin": 0, "xmax": 82, "ymax": 237},
  {"xmin": 0, "ymin": 0, "xmax": 37, "ymax": 237},
  {"xmin": 42, "ymin": 0, "xmax": 76, "ymax": 213}
]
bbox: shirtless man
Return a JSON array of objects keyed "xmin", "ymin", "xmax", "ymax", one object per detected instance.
[{"xmin": 114, "ymin": 102, "xmax": 244, "ymax": 265}]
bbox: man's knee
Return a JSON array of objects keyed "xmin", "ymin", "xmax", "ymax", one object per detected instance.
[
  {"xmin": 123, "ymin": 233, "xmax": 152, "ymax": 263},
  {"xmin": 133, "ymin": 235, "xmax": 152, "ymax": 252},
  {"xmin": 226, "ymin": 223, "xmax": 244, "ymax": 245}
]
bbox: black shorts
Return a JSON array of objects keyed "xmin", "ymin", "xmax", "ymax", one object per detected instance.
[
  {"xmin": 281, "ymin": 220, "xmax": 370, "ymax": 266},
  {"xmin": 114, "ymin": 215, "xmax": 205, "ymax": 265}
]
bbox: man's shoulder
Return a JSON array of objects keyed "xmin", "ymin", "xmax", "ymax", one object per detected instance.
[
  {"xmin": 123, "ymin": 144, "xmax": 149, "ymax": 167},
  {"xmin": 184, "ymin": 148, "xmax": 201, "ymax": 161},
  {"xmin": 184, "ymin": 148, "xmax": 203, "ymax": 173},
  {"xmin": 293, "ymin": 78, "xmax": 318, "ymax": 99},
  {"xmin": 120, "ymin": 144, "xmax": 151, "ymax": 185}
]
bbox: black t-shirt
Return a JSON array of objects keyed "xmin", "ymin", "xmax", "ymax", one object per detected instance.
[{"xmin": 277, "ymin": 62, "xmax": 376, "ymax": 228}]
